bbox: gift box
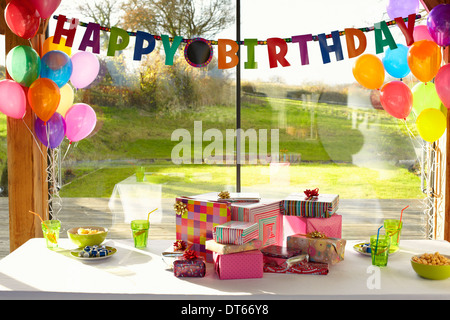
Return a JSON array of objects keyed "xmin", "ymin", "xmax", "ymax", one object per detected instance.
[
  {"xmin": 260, "ymin": 244, "xmax": 328, "ymax": 275},
  {"xmin": 206, "ymin": 239, "xmax": 263, "ymax": 255},
  {"xmin": 213, "ymin": 221, "xmax": 259, "ymax": 245},
  {"xmin": 280, "ymin": 193, "xmax": 339, "ymax": 218},
  {"xmin": 263, "ymin": 260, "xmax": 329, "ymax": 275},
  {"xmin": 213, "ymin": 250, "xmax": 263, "ymax": 280},
  {"xmin": 161, "ymin": 240, "xmax": 193, "ymax": 269},
  {"xmin": 283, "ymin": 214, "xmax": 342, "ymax": 241},
  {"xmin": 287, "ymin": 234, "xmax": 346, "ymax": 265},
  {"xmin": 231, "ymin": 200, "xmax": 283, "ymax": 247},
  {"xmin": 173, "ymin": 251, "xmax": 206, "ymax": 278},
  {"xmin": 175, "ymin": 197, "xmax": 231, "ymax": 262}
]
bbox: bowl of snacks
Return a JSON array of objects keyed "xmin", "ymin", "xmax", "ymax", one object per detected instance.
[
  {"xmin": 411, "ymin": 252, "xmax": 450, "ymax": 280},
  {"xmin": 67, "ymin": 227, "xmax": 108, "ymax": 248}
]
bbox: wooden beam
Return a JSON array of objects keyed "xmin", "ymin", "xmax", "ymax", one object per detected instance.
[
  {"xmin": 421, "ymin": 0, "xmax": 450, "ymax": 240},
  {"xmin": 2, "ymin": 0, "xmax": 48, "ymax": 252}
]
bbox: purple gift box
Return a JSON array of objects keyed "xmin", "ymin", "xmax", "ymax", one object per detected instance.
[{"xmin": 173, "ymin": 257, "xmax": 206, "ymax": 278}]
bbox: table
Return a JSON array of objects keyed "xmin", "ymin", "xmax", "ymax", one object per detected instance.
[{"xmin": 0, "ymin": 238, "xmax": 448, "ymax": 300}]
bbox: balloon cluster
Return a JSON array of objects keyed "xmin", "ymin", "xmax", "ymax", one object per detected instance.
[
  {"xmin": 0, "ymin": 0, "xmax": 100, "ymax": 149},
  {"xmin": 353, "ymin": 1, "xmax": 450, "ymax": 143}
]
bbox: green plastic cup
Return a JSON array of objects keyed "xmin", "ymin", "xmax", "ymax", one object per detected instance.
[
  {"xmin": 131, "ymin": 220, "xmax": 149, "ymax": 248},
  {"xmin": 384, "ymin": 219, "xmax": 402, "ymax": 253},
  {"xmin": 370, "ymin": 234, "xmax": 390, "ymax": 267},
  {"xmin": 42, "ymin": 220, "xmax": 61, "ymax": 249}
]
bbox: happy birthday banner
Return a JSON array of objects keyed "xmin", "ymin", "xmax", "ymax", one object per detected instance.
[{"xmin": 51, "ymin": 13, "xmax": 421, "ymax": 69}]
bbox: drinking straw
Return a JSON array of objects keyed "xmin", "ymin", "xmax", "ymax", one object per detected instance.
[
  {"xmin": 374, "ymin": 225, "xmax": 383, "ymax": 255},
  {"xmin": 390, "ymin": 205, "xmax": 409, "ymax": 237},
  {"xmin": 147, "ymin": 208, "xmax": 158, "ymax": 222},
  {"xmin": 29, "ymin": 210, "xmax": 57, "ymax": 243}
]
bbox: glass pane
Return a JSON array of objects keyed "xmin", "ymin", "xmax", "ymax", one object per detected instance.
[
  {"xmin": 48, "ymin": 0, "xmax": 237, "ymax": 242},
  {"xmin": 239, "ymin": 0, "xmax": 427, "ymax": 240}
]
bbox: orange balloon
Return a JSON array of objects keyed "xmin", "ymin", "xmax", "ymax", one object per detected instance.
[
  {"xmin": 352, "ymin": 53, "xmax": 385, "ymax": 90},
  {"xmin": 42, "ymin": 36, "xmax": 72, "ymax": 57},
  {"xmin": 407, "ymin": 40, "xmax": 442, "ymax": 83},
  {"xmin": 28, "ymin": 78, "xmax": 60, "ymax": 122}
]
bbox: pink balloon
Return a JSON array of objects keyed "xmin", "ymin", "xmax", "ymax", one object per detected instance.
[
  {"xmin": 380, "ymin": 81, "xmax": 413, "ymax": 119},
  {"xmin": 70, "ymin": 52, "xmax": 100, "ymax": 89},
  {"xmin": 0, "ymin": 79, "xmax": 26, "ymax": 119},
  {"xmin": 413, "ymin": 25, "xmax": 433, "ymax": 43},
  {"xmin": 65, "ymin": 103, "xmax": 97, "ymax": 142},
  {"xmin": 435, "ymin": 64, "xmax": 450, "ymax": 109},
  {"xmin": 29, "ymin": 0, "xmax": 61, "ymax": 19}
]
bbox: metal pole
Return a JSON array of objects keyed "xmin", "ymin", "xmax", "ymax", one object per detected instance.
[{"xmin": 236, "ymin": 0, "xmax": 241, "ymax": 192}]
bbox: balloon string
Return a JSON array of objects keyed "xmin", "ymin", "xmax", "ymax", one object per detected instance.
[
  {"xmin": 62, "ymin": 141, "xmax": 71, "ymax": 160},
  {"xmin": 22, "ymin": 117, "xmax": 46, "ymax": 160}
]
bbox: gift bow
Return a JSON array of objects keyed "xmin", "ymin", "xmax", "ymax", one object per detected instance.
[
  {"xmin": 174, "ymin": 201, "xmax": 188, "ymax": 216},
  {"xmin": 304, "ymin": 188, "xmax": 319, "ymax": 200},
  {"xmin": 218, "ymin": 190, "xmax": 230, "ymax": 199},
  {"xmin": 173, "ymin": 240, "xmax": 187, "ymax": 251},
  {"xmin": 183, "ymin": 249, "xmax": 198, "ymax": 260}
]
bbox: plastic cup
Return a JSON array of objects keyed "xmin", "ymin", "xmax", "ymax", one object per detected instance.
[
  {"xmin": 136, "ymin": 167, "xmax": 145, "ymax": 182},
  {"xmin": 370, "ymin": 234, "xmax": 390, "ymax": 267},
  {"xmin": 131, "ymin": 220, "xmax": 149, "ymax": 248},
  {"xmin": 41, "ymin": 220, "xmax": 61, "ymax": 249},
  {"xmin": 384, "ymin": 219, "xmax": 402, "ymax": 253}
]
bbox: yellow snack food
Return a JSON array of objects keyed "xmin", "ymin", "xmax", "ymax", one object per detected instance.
[
  {"xmin": 412, "ymin": 252, "xmax": 450, "ymax": 266},
  {"xmin": 77, "ymin": 228, "xmax": 104, "ymax": 235}
]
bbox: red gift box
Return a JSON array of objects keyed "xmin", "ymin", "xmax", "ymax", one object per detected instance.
[
  {"xmin": 283, "ymin": 214, "xmax": 342, "ymax": 241},
  {"xmin": 173, "ymin": 257, "xmax": 206, "ymax": 277},
  {"xmin": 213, "ymin": 250, "xmax": 263, "ymax": 280}
]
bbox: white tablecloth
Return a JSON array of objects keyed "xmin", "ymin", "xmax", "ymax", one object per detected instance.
[{"xmin": 0, "ymin": 238, "xmax": 448, "ymax": 300}]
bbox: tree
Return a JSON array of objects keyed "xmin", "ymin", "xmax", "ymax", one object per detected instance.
[{"xmin": 121, "ymin": 0, "xmax": 234, "ymax": 38}]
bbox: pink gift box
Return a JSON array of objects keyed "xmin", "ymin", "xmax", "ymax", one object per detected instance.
[
  {"xmin": 213, "ymin": 250, "xmax": 263, "ymax": 280},
  {"xmin": 283, "ymin": 214, "xmax": 342, "ymax": 241}
]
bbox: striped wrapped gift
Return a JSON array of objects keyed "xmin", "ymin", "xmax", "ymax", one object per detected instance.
[
  {"xmin": 213, "ymin": 221, "xmax": 258, "ymax": 245},
  {"xmin": 280, "ymin": 193, "xmax": 339, "ymax": 218},
  {"xmin": 231, "ymin": 200, "xmax": 283, "ymax": 246}
]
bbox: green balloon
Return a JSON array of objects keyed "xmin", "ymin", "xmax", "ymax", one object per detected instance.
[
  {"xmin": 6, "ymin": 45, "xmax": 41, "ymax": 87},
  {"xmin": 412, "ymin": 82, "xmax": 442, "ymax": 117}
]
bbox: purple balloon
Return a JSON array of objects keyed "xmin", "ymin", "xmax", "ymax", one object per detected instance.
[
  {"xmin": 427, "ymin": 4, "xmax": 450, "ymax": 47},
  {"xmin": 386, "ymin": 0, "xmax": 419, "ymax": 20},
  {"xmin": 35, "ymin": 112, "xmax": 66, "ymax": 148}
]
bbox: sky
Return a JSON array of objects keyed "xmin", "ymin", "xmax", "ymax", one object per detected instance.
[{"xmin": 3, "ymin": 0, "xmax": 427, "ymax": 86}]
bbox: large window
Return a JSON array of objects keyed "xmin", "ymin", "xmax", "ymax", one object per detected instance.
[{"xmin": 0, "ymin": 0, "xmax": 433, "ymax": 258}]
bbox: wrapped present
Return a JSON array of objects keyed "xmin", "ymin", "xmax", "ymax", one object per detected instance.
[
  {"xmin": 206, "ymin": 239, "xmax": 263, "ymax": 255},
  {"xmin": 161, "ymin": 240, "xmax": 193, "ymax": 269},
  {"xmin": 280, "ymin": 192, "xmax": 339, "ymax": 218},
  {"xmin": 175, "ymin": 197, "xmax": 231, "ymax": 262},
  {"xmin": 263, "ymin": 260, "xmax": 329, "ymax": 275},
  {"xmin": 260, "ymin": 244, "xmax": 328, "ymax": 275},
  {"xmin": 283, "ymin": 214, "xmax": 342, "ymax": 240},
  {"xmin": 287, "ymin": 233, "xmax": 346, "ymax": 265},
  {"xmin": 213, "ymin": 221, "xmax": 258, "ymax": 245},
  {"xmin": 231, "ymin": 200, "xmax": 283, "ymax": 247},
  {"xmin": 173, "ymin": 250, "xmax": 206, "ymax": 278},
  {"xmin": 213, "ymin": 250, "xmax": 263, "ymax": 280}
]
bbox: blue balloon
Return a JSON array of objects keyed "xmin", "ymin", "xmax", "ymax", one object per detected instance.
[
  {"xmin": 40, "ymin": 50, "xmax": 73, "ymax": 88},
  {"xmin": 382, "ymin": 44, "xmax": 410, "ymax": 79}
]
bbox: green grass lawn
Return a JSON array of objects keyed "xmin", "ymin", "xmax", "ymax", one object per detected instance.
[{"xmin": 0, "ymin": 95, "xmax": 423, "ymax": 200}]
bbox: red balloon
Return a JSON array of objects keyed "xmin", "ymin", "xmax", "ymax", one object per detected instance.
[
  {"xmin": 380, "ymin": 81, "xmax": 413, "ymax": 120},
  {"xmin": 435, "ymin": 64, "xmax": 450, "ymax": 109},
  {"xmin": 4, "ymin": 0, "xmax": 40, "ymax": 39},
  {"xmin": 29, "ymin": 0, "xmax": 62, "ymax": 19}
]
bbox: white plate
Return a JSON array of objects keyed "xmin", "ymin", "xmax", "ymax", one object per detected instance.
[
  {"xmin": 70, "ymin": 246, "xmax": 117, "ymax": 261},
  {"xmin": 353, "ymin": 242, "xmax": 398, "ymax": 256}
]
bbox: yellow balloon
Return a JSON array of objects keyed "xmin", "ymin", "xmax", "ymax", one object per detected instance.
[
  {"xmin": 352, "ymin": 54, "xmax": 385, "ymax": 90},
  {"xmin": 57, "ymin": 84, "xmax": 74, "ymax": 117},
  {"xmin": 416, "ymin": 108, "xmax": 447, "ymax": 142},
  {"xmin": 42, "ymin": 36, "xmax": 72, "ymax": 57}
]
